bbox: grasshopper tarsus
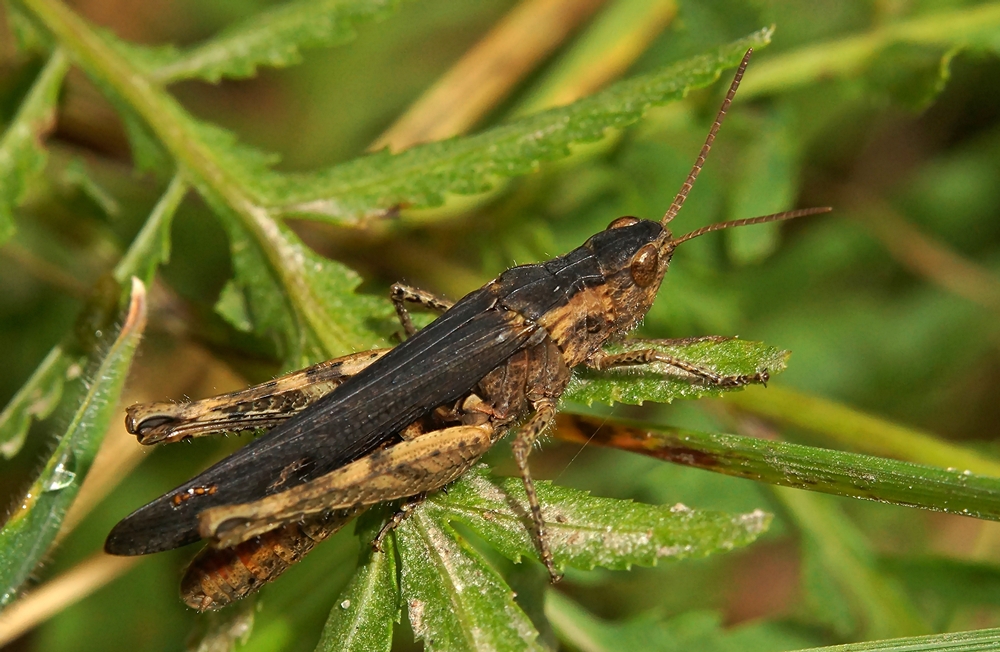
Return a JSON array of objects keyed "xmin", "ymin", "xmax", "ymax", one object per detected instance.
[{"xmin": 372, "ymin": 492, "xmax": 427, "ymax": 552}]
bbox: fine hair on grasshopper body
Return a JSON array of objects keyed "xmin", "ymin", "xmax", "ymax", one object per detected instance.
[{"xmin": 107, "ymin": 48, "xmax": 831, "ymax": 605}]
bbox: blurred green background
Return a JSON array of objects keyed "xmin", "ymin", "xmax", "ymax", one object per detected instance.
[{"xmin": 2, "ymin": 0, "xmax": 1000, "ymax": 650}]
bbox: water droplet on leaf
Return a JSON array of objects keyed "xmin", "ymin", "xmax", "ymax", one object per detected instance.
[{"xmin": 44, "ymin": 450, "xmax": 76, "ymax": 491}]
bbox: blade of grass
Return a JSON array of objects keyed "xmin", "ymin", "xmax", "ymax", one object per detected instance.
[
  {"xmin": 788, "ymin": 627, "xmax": 1000, "ymax": 650},
  {"xmin": 0, "ymin": 278, "xmax": 146, "ymax": 608},
  {"xmin": 554, "ymin": 414, "xmax": 1000, "ymax": 521},
  {"xmin": 0, "ymin": 174, "xmax": 185, "ymax": 459},
  {"xmin": 721, "ymin": 385, "xmax": 1000, "ymax": 476}
]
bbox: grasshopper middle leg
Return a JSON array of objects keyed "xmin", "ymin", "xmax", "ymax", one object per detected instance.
[{"xmin": 390, "ymin": 282, "xmax": 454, "ymax": 338}]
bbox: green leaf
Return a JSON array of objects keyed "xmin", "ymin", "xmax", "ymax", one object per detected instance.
[
  {"xmin": 556, "ymin": 415, "xmax": 1000, "ymax": 523},
  {"xmin": 425, "ymin": 466, "xmax": 771, "ymax": 572},
  {"xmin": 208, "ymin": 199, "xmax": 391, "ymax": 365},
  {"xmin": 0, "ymin": 48, "xmax": 69, "ymax": 245},
  {"xmin": 564, "ymin": 337, "xmax": 788, "ymax": 407},
  {"xmin": 395, "ymin": 503, "xmax": 544, "ymax": 652},
  {"xmin": 266, "ymin": 27, "xmax": 774, "ymax": 223},
  {"xmin": 214, "ymin": 279, "xmax": 255, "ymax": 333},
  {"xmin": 739, "ymin": 3, "xmax": 1000, "ymax": 99},
  {"xmin": 0, "ymin": 279, "xmax": 146, "ymax": 607},
  {"xmin": 60, "ymin": 158, "xmax": 121, "ymax": 218},
  {"xmin": 864, "ymin": 43, "xmax": 955, "ymax": 112},
  {"xmin": 316, "ymin": 539, "xmax": 397, "ymax": 652},
  {"xmin": 789, "ymin": 627, "xmax": 1000, "ymax": 651},
  {"xmin": 138, "ymin": 0, "xmax": 405, "ymax": 84},
  {"xmin": 17, "ymin": 0, "xmax": 391, "ymax": 362}
]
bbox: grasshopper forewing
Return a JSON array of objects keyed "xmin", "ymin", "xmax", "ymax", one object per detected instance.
[{"xmin": 107, "ymin": 48, "xmax": 832, "ymax": 585}]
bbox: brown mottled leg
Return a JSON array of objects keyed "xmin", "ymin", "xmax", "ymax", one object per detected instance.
[
  {"xmin": 372, "ymin": 492, "xmax": 427, "ymax": 552},
  {"xmin": 588, "ymin": 343, "xmax": 768, "ymax": 387},
  {"xmin": 390, "ymin": 283, "xmax": 454, "ymax": 337},
  {"xmin": 510, "ymin": 400, "xmax": 561, "ymax": 582},
  {"xmin": 200, "ymin": 424, "xmax": 492, "ymax": 547}
]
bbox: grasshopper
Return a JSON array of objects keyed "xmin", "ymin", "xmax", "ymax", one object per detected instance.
[{"xmin": 106, "ymin": 49, "xmax": 830, "ymax": 597}]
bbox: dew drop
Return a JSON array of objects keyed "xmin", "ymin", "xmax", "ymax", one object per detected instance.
[
  {"xmin": 44, "ymin": 451, "xmax": 77, "ymax": 491},
  {"xmin": 340, "ymin": 600, "xmax": 351, "ymax": 609}
]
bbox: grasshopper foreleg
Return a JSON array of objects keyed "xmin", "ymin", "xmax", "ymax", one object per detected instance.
[
  {"xmin": 588, "ymin": 338, "xmax": 769, "ymax": 387},
  {"xmin": 510, "ymin": 400, "xmax": 561, "ymax": 582},
  {"xmin": 198, "ymin": 423, "xmax": 493, "ymax": 548},
  {"xmin": 390, "ymin": 282, "xmax": 455, "ymax": 338}
]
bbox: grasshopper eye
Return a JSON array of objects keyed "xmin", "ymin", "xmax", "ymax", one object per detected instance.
[
  {"xmin": 607, "ymin": 216, "xmax": 640, "ymax": 230},
  {"xmin": 630, "ymin": 244, "xmax": 659, "ymax": 287}
]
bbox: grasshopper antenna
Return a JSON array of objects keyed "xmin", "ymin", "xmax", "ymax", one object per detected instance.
[
  {"xmin": 670, "ymin": 207, "xmax": 832, "ymax": 246},
  {"xmin": 663, "ymin": 48, "xmax": 753, "ymax": 225}
]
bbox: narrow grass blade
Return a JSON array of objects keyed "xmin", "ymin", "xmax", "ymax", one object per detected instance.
[
  {"xmin": 555, "ymin": 415, "xmax": 1000, "ymax": 522},
  {"xmin": 0, "ymin": 279, "xmax": 146, "ymax": 608},
  {"xmin": 789, "ymin": 627, "xmax": 1000, "ymax": 651},
  {"xmin": 722, "ymin": 385, "xmax": 1000, "ymax": 476}
]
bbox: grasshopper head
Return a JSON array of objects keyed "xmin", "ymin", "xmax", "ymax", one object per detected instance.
[{"xmin": 583, "ymin": 216, "xmax": 677, "ymax": 335}]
